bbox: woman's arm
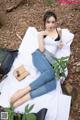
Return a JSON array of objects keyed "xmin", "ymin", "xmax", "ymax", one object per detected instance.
[
  {"xmin": 57, "ymin": 28, "xmax": 64, "ymax": 49},
  {"xmin": 38, "ymin": 31, "xmax": 47, "ymax": 52}
]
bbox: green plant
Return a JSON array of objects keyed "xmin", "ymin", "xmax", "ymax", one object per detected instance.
[
  {"xmin": 43, "ymin": 0, "xmax": 54, "ymax": 6},
  {"xmin": 22, "ymin": 104, "xmax": 36, "ymax": 120},
  {"xmin": 52, "ymin": 56, "xmax": 69, "ymax": 80},
  {"xmin": 5, "ymin": 106, "xmax": 14, "ymax": 120},
  {"xmin": 2, "ymin": 104, "xmax": 36, "ymax": 120}
]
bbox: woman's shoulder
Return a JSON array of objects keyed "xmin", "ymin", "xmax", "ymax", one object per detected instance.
[
  {"xmin": 57, "ymin": 27, "xmax": 62, "ymax": 37},
  {"xmin": 57, "ymin": 27, "xmax": 62, "ymax": 31},
  {"xmin": 38, "ymin": 31, "xmax": 45, "ymax": 34}
]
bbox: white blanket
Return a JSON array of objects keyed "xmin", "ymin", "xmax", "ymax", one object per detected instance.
[{"xmin": 0, "ymin": 27, "xmax": 74, "ymax": 120}]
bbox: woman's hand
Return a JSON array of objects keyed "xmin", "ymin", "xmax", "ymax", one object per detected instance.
[
  {"xmin": 57, "ymin": 41, "xmax": 64, "ymax": 49},
  {"xmin": 10, "ymin": 86, "xmax": 31, "ymax": 104},
  {"xmin": 39, "ymin": 31, "xmax": 48, "ymax": 38}
]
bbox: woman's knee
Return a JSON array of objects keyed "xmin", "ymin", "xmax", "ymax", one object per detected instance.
[
  {"xmin": 46, "ymin": 70, "xmax": 55, "ymax": 80},
  {"xmin": 29, "ymin": 79, "xmax": 56, "ymax": 99},
  {"xmin": 45, "ymin": 80, "xmax": 57, "ymax": 92}
]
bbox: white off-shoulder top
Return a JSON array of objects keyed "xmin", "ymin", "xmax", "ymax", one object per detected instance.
[
  {"xmin": 19, "ymin": 27, "xmax": 74, "ymax": 60},
  {"xmin": 44, "ymin": 35, "xmax": 60, "ymax": 55}
]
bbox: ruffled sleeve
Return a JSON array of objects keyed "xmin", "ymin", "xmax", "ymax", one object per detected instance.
[
  {"xmin": 61, "ymin": 28, "xmax": 74, "ymax": 46},
  {"xmin": 19, "ymin": 27, "xmax": 39, "ymax": 55},
  {"xmin": 55, "ymin": 28, "xmax": 74, "ymax": 58}
]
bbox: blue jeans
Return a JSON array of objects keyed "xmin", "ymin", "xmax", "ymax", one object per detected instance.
[{"xmin": 30, "ymin": 49, "xmax": 56, "ymax": 98}]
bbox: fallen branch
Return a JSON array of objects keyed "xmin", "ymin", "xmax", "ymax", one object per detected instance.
[{"xmin": 16, "ymin": 33, "xmax": 23, "ymax": 41}]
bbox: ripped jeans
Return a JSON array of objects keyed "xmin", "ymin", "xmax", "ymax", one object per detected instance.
[{"xmin": 29, "ymin": 49, "xmax": 56, "ymax": 98}]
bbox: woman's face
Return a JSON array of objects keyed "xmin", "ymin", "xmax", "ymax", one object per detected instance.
[{"xmin": 45, "ymin": 16, "xmax": 57, "ymax": 31}]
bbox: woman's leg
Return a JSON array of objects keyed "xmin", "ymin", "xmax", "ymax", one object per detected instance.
[
  {"xmin": 12, "ymin": 79, "xmax": 56, "ymax": 108},
  {"xmin": 30, "ymin": 49, "xmax": 56, "ymax": 90},
  {"xmin": 10, "ymin": 49, "xmax": 56, "ymax": 105},
  {"xmin": 12, "ymin": 93, "xmax": 31, "ymax": 108},
  {"xmin": 32, "ymin": 49, "xmax": 54, "ymax": 73},
  {"xmin": 30, "ymin": 79, "xmax": 56, "ymax": 98}
]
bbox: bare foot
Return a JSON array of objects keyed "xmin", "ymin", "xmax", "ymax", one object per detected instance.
[
  {"xmin": 12, "ymin": 94, "xmax": 31, "ymax": 108},
  {"xmin": 10, "ymin": 86, "xmax": 31, "ymax": 104}
]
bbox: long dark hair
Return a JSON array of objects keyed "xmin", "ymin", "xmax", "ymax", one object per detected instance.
[{"xmin": 43, "ymin": 11, "xmax": 57, "ymax": 28}]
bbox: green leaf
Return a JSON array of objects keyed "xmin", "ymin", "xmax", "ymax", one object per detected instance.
[
  {"xmin": 4, "ymin": 106, "xmax": 15, "ymax": 120},
  {"xmin": 25, "ymin": 104, "xmax": 29, "ymax": 113},
  {"xmin": 25, "ymin": 104, "xmax": 34, "ymax": 113},
  {"xmin": 26, "ymin": 113, "xmax": 37, "ymax": 120},
  {"xmin": 52, "ymin": 56, "xmax": 69, "ymax": 80},
  {"xmin": 27, "ymin": 104, "xmax": 34, "ymax": 113},
  {"xmin": 22, "ymin": 113, "xmax": 26, "ymax": 120}
]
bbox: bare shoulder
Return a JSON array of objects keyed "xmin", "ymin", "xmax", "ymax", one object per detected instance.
[
  {"xmin": 38, "ymin": 31, "xmax": 45, "ymax": 34},
  {"xmin": 57, "ymin": 27, "xmax": 62, "ymax": 36},
  {"xmin": 57, "ymin": 27, "xmax": 62, "ymax": 32}
]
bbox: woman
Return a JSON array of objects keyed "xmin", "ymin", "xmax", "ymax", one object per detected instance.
[{"xmin": 10, "ymin": 11, "xmax": 64, "ymax": 108}]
